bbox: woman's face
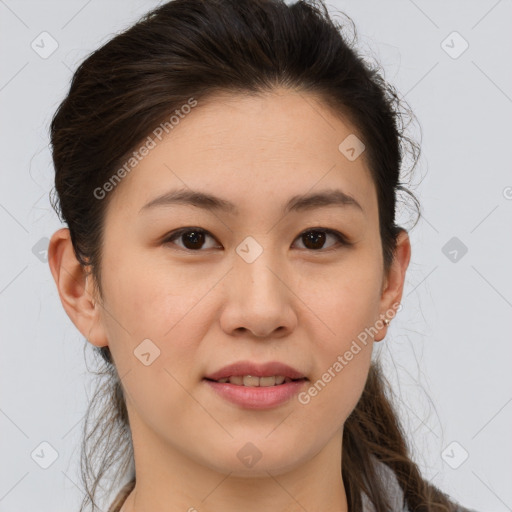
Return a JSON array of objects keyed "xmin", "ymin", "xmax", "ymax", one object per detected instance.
[{"xmin": 75, "ymin": 89, "xmax": 408, "ymax": 476}]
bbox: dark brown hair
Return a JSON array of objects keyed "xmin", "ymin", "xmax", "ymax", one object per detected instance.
[{"xmin": 50, "ymin": 1, "xmax": 460, "ymax": 511}]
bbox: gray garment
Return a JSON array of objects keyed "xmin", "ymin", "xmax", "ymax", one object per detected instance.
[
  {"xmin": 361, "ymin": 458, "xmax": 408, "ymax": 512},
  {"xmin": 363, "ymin": 457, "xmax": 478, "ymax": 512}
]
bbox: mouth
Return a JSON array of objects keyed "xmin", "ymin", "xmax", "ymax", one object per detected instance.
[
  {"xmin": 203, "ymin": 375, "xmax": 309, "ymax": 410},
  {"xmin": 203, "ymin": 375, "xmax": 308, "ymax": 387},
  {"xmin": 203, "ymin": 361, "xmax": 308, "ymax": 409}
]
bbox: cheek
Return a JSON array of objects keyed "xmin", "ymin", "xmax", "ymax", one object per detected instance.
[
  {"xmin": 298, "ymin": 348, "xmax": 372, "ymax": 438},
  {"xmin": 100, "ymin": 247, "xmax": 215, "ymax": 343},
  {"xmin": 297, "ymin": 302, "xmax": 375, "ymax": 434},
  {"xmin": 303, "ymin": 253, "xmax": 383, "ymax": 346},
  {"xmin": 296, "ymin": 256, "xmax": 382, "ymax": 413},
  {"xmin": 99, "ymin": 261, "xmax": 209, "ymax": 440},
  {"xmin": 96, "ymin": 259, "xmax": 210, "ymax": 418}
]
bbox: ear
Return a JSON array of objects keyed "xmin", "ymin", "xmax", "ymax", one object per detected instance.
[
  {"xmin": 48, "ymin": 228, "xmax": 108, "ymax": 348},
  {"xmin": 374, "ymin": 229, "xmax": 411, "ymax": 342}
]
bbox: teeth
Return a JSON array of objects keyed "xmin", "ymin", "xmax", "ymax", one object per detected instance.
[
  {"xmin": 258, "ymin": 376, "xmax": 276, "ymax": 387},
  {"xmin": 243, "ymin": 375, "xmax": 261, "ymax": 387},
  {"xmin": 274, "ymin": 375, "xmax": 285, "ymax": 385},
  {"xmin": 215, "ymin": 375, "xmax": 294, "ymax": 386}
]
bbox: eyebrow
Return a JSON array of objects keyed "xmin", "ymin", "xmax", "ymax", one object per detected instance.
[{"xmin": 140, "ymin": 188, "xmax": 363, "ymax": 215}]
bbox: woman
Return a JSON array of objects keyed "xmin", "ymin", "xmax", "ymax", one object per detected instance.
[{"xmin": 47, "ymin": 0, "xmax": 477, "ymax": 511}]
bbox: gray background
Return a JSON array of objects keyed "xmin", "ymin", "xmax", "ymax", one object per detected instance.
[{"xmin": 1, "ymin": 0, "xmax": 511, "ymax": 511}]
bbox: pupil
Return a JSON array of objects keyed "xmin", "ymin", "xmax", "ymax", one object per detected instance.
[
  {"xmin": 304, "ymin": 230, "xmax": 325, "ymax": 250},
  {"xmin": 183, "ymin": 231, "xmax": 204, "ymax": 249}
]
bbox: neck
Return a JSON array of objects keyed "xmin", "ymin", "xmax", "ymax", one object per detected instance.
[{"xmin": 121, "ymin": 421, "xmax": 348, "ymax": 512}]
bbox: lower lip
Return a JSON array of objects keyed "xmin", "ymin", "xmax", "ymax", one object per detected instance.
[{"xmin": 204, "ymin": 379, "xmax": 307, "ymax": 409}]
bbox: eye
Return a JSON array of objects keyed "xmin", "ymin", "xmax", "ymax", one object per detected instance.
[
  {"xmin": 163, "ymin": 227, "xmax": 349, "ymax": 252},
  {"xmin": 293, "ymin": 228, "xmax": 349, "ymax": 251},
  {"xmin": 163, "ymin": 228, "xmax": 220, "ymax": 251}
]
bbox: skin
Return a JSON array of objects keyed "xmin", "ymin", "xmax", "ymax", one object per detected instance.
[{"xmin": 49, "ymin": 88, "xmax": 410, "ymax": 512}]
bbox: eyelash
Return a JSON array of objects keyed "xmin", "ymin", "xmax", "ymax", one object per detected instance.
[{"xmin": 162, "ymin": 227, "xmax": 351, "ymax": 253}]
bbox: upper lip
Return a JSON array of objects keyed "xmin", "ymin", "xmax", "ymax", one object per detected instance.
[{"xmin": 204, "ymin": 361, "xmax": 307, "ymax": 381}]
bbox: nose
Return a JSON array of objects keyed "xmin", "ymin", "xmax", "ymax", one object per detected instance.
[{"xmin": 219, "ymin": 245, "xmax": 298, "ymax": 339}]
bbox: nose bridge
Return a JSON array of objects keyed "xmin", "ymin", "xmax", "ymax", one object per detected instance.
[
  {"xmin": 233, "ymin": 235, "xmax": 284, "ymax": 305},
  {"xmin": 220, "ymin": 234, "xmax": 296, "ymax": 337}
]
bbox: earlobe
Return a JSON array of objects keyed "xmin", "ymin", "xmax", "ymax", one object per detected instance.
[
  {"xmin": 374, "ymin": 229, "xmax": 411, "ymax": 342},
  {"xmin": 48, "ymin": 228, "xmax": 108, "ymax": 347}
]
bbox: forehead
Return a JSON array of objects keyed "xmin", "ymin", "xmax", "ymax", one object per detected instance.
[{"xmin": 107, "ymin": 89, "xmax": 377, "ymax": 220}]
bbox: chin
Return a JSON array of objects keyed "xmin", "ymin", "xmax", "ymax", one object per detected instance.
[{"xmin": 200, "ymin": 446, "xmax": 305, "ymax": 478}]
